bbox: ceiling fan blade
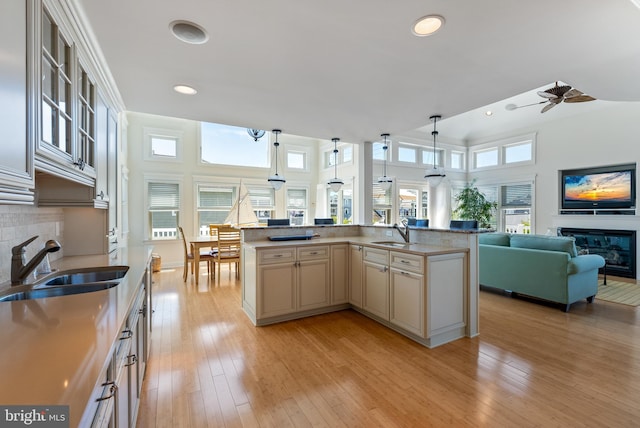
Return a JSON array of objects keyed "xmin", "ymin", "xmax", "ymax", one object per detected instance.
[
  {"xmin": 563, "ymin": 88, "xmax": 583, "ymax": 98},
  {"xmin": 564, "ymin": 94, "xmax": 596, "ymax": 103},
  {"xmin": 541, "ymin": 102, "xmax": 557, "ymax": 113},
  {"xmin": 537, "ymin": 90, "xmax": 558, "ymax": 100}
]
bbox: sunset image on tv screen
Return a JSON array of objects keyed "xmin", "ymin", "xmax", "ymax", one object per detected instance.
[{"xmin": 564, "ymin": 171, "xmax": 632, "ymax": 202}]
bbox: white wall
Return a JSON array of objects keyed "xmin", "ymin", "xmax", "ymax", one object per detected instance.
[
  {"xmin": 468, "ymin": 101, "xmax": 640, "ymax": 278},
  {"xmin": 126, "ymin": 112, "xmax": 325, "ymax": 267}
]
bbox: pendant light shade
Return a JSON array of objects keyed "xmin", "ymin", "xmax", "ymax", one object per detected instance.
[
  {"xmin": 328, "ymin": 138, "xmax": 344, "ymax": 192},
  {"xmin": 268, "ymin": 129, "xmax": 286, "ymax": 190},
  {"xmin": 424, "ymin": 115, "xmax": 446, "ymax": 186},
  {"xmin": 247, "ymin": 128, "xmax": 265, "ymax": 141},
  {"xmin": 377, "ymin": 133, "xmax": 392, "ymax": 191}
]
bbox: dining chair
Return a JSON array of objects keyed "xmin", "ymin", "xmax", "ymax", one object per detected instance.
[
  {"xmin": 178, "ymin": 226, "xmax": 215, "ymax": 282},
  {"xmin": 213, "ymin": 225, "xmax": 241, "ymax": 279}
]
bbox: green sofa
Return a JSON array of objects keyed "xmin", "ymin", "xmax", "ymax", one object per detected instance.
[{"xmin": 479, "ymin": 233, "xmax": 605, "ymax": 311}]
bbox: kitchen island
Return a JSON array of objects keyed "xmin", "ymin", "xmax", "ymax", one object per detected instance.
[
  {"xmin": 0, "ymin": 245, "xmax": 153, "ymax": 427},
  {"xmin": 241, "ymin": 225, "xmax": 480, "ymax": 348}
]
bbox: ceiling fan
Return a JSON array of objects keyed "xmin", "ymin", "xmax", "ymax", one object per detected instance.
[{"xmin": 506, "ymin": 82, "xmax": 596, "ymax": 113}]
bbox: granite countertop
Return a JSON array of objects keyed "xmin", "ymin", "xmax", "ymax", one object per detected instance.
[
  {"xmin": 0, "ymin": 245, "xmax": 153, "ymax": 427},
  {"xmin": 243, "ymin": 236, "xmax": 469, "ymax": 256}
]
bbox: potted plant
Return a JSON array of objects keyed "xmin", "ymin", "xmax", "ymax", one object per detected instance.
[{"xmin": 453, "ymin": 181, "xmax": 497, "ymax": 229}]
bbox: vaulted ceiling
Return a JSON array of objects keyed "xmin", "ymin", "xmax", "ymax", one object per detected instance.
[{"xmin": 76, "ymin": 0, "xmax": 640, "ymax": 143}]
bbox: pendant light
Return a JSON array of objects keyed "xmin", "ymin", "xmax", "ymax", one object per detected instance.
[
  {"xmin": 327, "ymin": 138, "xmax": 344, "ymax": 192},
  {"xmin": 424, "ymin": 115, "xmax": 446, "ymax": 186},
  {"xmin": 377, "ymin": 133, "xmax": 392, "ymax": 191},
  {"xmin": 267, "ymin": 129, "xmax": 286, "ymax": 190},
  {"xmin": 247, "ymin": 128, "xmax": 265, "ymax": 141}
]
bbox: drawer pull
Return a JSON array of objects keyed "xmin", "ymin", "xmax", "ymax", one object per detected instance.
[
  {"xmin": 309, "ymin": 251, "xmax": 318, "ymax": 255},
  {"xmin": 400, "ymin": 260, "xmax": 411, "ymax": 264}
]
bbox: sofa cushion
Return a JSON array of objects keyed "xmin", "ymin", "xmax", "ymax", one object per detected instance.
[
  {"xmin": 478, "ymin": 232, "xmax": 511, "ymax": 246},
  {"xmin": 510, "ymin": 234, "xmax": 578, "ymax": 257}
]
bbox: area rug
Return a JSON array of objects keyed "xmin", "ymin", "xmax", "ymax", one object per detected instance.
[{"xmin": 597, "ymin": 279, "xmax": 640, "ymax": 307}]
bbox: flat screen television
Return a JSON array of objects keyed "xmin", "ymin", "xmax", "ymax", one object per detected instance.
[{"xmin": 561, "ymin": 163, "xmax": 636, "ymax": 210}]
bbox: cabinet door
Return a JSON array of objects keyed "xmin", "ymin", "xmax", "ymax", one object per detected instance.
[
  {"xmin": 95, "ymin": 93, "xmax": 108, "ymax": 204},
  {"xmin": 107, "ymin": 109, "xmax": 118, "ymax": 252},
  {"xmin": 298, "ymin": 259, "xmax": 330, "ymax": 311},
  {"xmin": 363, "ymin": 261, "xmax": 389, "ymax": 320},
  {"xmin": 390, "ymin": 269, "xmax": 424, "ymax": 336},
  {"xmin": 0, "ymin": 0, "xmax": 35, "ymax": 203},
  {"xmin": 349, "ymin": 245, "xmax": 363, "ymax": 307},
  {"xmin": 331, "ymin": 244, "xmax": 349, "ymax": 304},
  {"xmin": 426, "ymin": 253, "xmax": 466, "ymax": 338},
  {"xmin": 258, "ymin": 263, "xmax": 296, "ymax": 318}
]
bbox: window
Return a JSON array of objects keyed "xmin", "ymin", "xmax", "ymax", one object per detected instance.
[
  {"xmin": 474, "ymin": 148, "xmax": 499, "ymax": 169},
  {"xmin": 451, "ymin": 151, "xmax": 465, "ymax": 170},
  {"xmin": 399, "ymin": 188, "xmax": 418, "ymax": 221},
  {"xmin": 328, "ymin": 188, "xmax": 353, "ymax": 224},
  {"xmin": 343, "ymin": 145, "xmax": 353, "ymax": 163},
  {"xmin": 504, "ymin": 141, "xmax": 533, "ymax": 164},
  {"xmin": 143, "ymin": 127, "xmax": 182, "ymax": 161},
  {"xmin": 287, "ymin": 188, "xmax": 308, "ymax": 225},
  {"xmin": 287, "ymin": 151, "xmax": 306, "ymax": 169},
  {"xmin": 373, "ymin": 183, "xmax": 392, "ymax": 225},
  {"xmin": 151, "ymin": 136, "xmax": 177, "ymax": 158},
  {"xmin": 196, "ymin": 185, "xmax": 236, "ymax": 235},
  {"xmin": 422, "ymin": 148, "xmax": 444, "ymax": 167},
  {"xmin": 41, "ymin": 9, "xmax": 72, "ymax": 154},
  {"xmin": 421, "ymin": 191, "xmax": 428, "ymax": 218},
  {"xmin": 147, "ymin": 181, "xmax": 180, "ymax": 240},
  {"xmin": 248, "ymin": 186, "xmax": 275, "ymax": 224},
  {"xmin": 398, "ymin": 146, "xmax": 417, "ymax": 163},
  {"xmin": 373, "ymin": 142, "xmax": 386, "ymax": 161},
  {"xmin": 200, "ymin": 122, "xmax": 269, "ymax": 167},
  {"xmin": 502, "ymin": 184, "xmax": 532, "ymax": 234},
  {"xmin": 77, "ymin": 62, "xmax": 96, "ymax": 169}
]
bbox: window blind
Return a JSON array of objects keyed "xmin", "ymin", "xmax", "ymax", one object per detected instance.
[
  {"xmin": 148, "ymin": 182, "xmax": 180, "ymax": 210},
  {"xmin": 501, "ymin": 184, "xmax": 532, "ymax": 207}
]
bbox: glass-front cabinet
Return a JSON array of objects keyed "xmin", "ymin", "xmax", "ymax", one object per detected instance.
[{"xmin": 36, "ymin": 4, "xmax": 99, "ymax": 187}]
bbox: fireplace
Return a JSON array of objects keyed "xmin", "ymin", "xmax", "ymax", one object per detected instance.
[{"xmin": 558, "ymin": 228, "xmax": 636, "ymax": 278}]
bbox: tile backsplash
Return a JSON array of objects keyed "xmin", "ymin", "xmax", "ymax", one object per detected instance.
[{"xmin": 0, "ymin": 205, "xmax": 64, "ymax": 284}]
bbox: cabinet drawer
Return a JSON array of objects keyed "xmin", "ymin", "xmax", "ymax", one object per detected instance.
[
  {"xmin": 363, "ymin": 246, "xmax": 389, "ymax": 264},
  {"xmin": 259, "ymin": 248, "xmax": 296, "ymax": 264},
  {"xmin": 297, "ymin": 245, "xmax": 329, "ymax": 261},
  {"xmin": 390, "ymin": 251, "xmax": 424, "ymax": 274}
]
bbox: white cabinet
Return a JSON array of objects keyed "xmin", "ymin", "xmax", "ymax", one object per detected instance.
[
  {"xmin": 0, "ymin": 0, "xmax": 36, "ymax": 204},
  {"xmin": 90, "ymin": 272, "xmax": 150, "ymax": 428},
  {"xmin": 349, "ymin": 244, "xmax": 363, "ymax": 307},
  {"xmin": 331, "ymin": 244, "xmax": 349, "ymax": 304},
  {"xmin": 297, "ymin": 246, "xmax": 330, "ymax": 311},
  {"xmin": 426, "ymin": 253, "xmax": 466, "ymax": 340},
  {"xmin": 362, "ymin": 247, "xmax": 389, "ymax": 320},
  {"xmin": 258, "ymin": 258, "xmax": 297, "ymax": 318},
  {"xmin": 390, "ymin": 252, "xmax": 425, "ymax": 337}
]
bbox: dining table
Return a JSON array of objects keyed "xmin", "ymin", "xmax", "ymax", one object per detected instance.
[{"xmin": 190, "ymin": 235, "xmax": 218, "ymax": 284}]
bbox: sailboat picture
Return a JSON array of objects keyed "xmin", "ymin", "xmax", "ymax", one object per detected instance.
[{"xmin": 224, "ymin": 181, "xmax": 259, "ymax": 226}]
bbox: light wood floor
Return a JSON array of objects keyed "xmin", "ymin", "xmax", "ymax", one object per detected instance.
[{"xmin": 137, "ymin": 268, "xmax": 640, "ymax": 427}]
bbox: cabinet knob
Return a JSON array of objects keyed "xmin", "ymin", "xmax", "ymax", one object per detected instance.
[{"xmin": 98, "ymin": 190, "xmax": 105, "ymax": 200}]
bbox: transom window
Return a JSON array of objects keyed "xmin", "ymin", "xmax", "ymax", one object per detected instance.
[{"xmin": 200, "ymin": 122, "xmax": 269, "ymax": 167}]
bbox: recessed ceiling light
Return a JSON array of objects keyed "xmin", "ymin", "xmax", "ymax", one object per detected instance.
[
  {"xmin": 412, "ymin": 15, "xmax": 445, "ymax": 37},
  {"xmin": 173, "ymin": 84, "xmax": 197, "ymax": 95},
  {"xmin": 485, "ymin": 110, "xmax": 493, "ymax": 116},
  {"xmin": 170, "ymin": 20, "xmax": 209, "ymax": 44}
]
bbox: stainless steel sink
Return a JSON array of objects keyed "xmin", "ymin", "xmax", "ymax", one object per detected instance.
[
  {"xmin": 372, "ymin": 241, "xmax": 408, "ymax": 248},
  {"xmin": 35, "ymin": 266, "xmax": 129, "ymax": 287},
  {"xmin": 0, "ymin": 281, "xmax": 119, "ymax": 302}
]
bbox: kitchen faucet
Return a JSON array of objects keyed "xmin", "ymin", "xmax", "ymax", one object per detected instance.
[
  {"xmin": 394, "ymin": 218, "xmax": 410, "ymax": 243},
  {"xmin": 11, "ymin": 236, "xmax": 61, "ymax": 285}
]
